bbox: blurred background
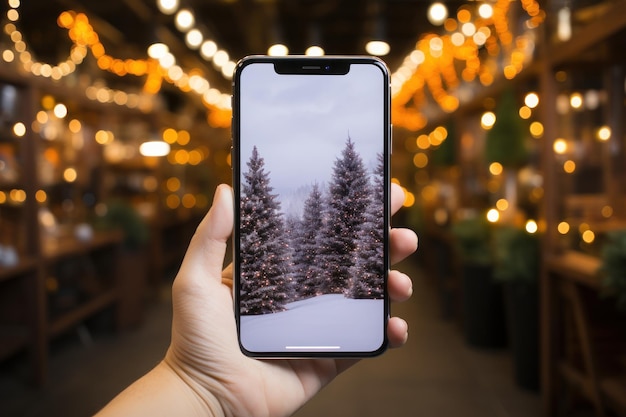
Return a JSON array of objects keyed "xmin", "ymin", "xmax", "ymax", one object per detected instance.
[{"xmin": 0, "ymin": 0, "xmax": 625, "ymax": 416}]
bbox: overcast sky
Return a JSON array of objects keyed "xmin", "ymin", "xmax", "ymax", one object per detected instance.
[{"xmin": 238, "ymin": 61, "xmax": 386, "ymax": 204}]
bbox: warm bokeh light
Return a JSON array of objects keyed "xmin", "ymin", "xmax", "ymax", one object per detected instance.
[
  {"xmin": 268, "ymin": 44, "xmax": 289, "ymax": 56},
  {"xmin": 41, "ymin": 95, "xmax": 55, "ymax": 110},
  {"xmin": 175, "ymin": 9, "xmax": 195, "ymax": 32},
  {"xmin": 524, "ymin": 92, "xmax": 539, "ymax": 108},
  {"xmin": 35, "ymin": 190, "xmax": 47, "ymax": 203},
  {"xmin": 365, "ymin": 40, "xmax": 390, "ymax": 56},
  {"xmin": 557, "ymin": 221, "xmax": 570, "ymax": 234},
  {"xmin": 182, "ymin": 193, "xmax": 196, "ymax": 209},
  {"xmin": 305, "ymin": 46, "xmax": 325, "ymax": 56},
  {"xmin": 481, "ymin": 111, "xmax": 496, "ymax": 129},
  {"xmin": 185, "ymin": 29, "xmax": 203, "ymax": 49},
  {"xmin": 166, "ymin": 177, "xmax": 181, "ymax": 192},
  {"xmin": 162, "ymin": 128, "xmax": 178, "ymax": 144},
  {"xmin": 519, "ymin": 106, "xmax": 532, "ymax": 119},
  {"xmin": 569, "ymin": 92, "xmax": 583, "ymax": 109},
  {"xmin": 487, "ymin": 208, "xmax": 500, "ymax": 223},
  {"xmin": 525, "ymin": 219, "xmax": 538, "ymax": 234},
  {"xmin": 553, "ymin": 138, "xmax": 568, "ymax": 154},
  {"xmin": 95, "ymin": 130, "xmax": 114, "ymax": 145},
  {"xmin": 53, "ymin": 103, "xmax": 68, "ymax": 118},
  {"xmin": 601, "ymin": 205, "xmax": 613, "ymax": 218},
  {"xmin": 63, "ymin": 167, "xmax": 77, "ymax": 182},
  {"xmin": 166, "ymin": 194, "xmax": 181, "ymax": 209},
  {"xmin": 581, "ymin": 229, "xmax": 595, "ymax": 244},
  {"xmin": 9, "ymin": 189, "xmax": 27, "ymax": 204},
  {"xmin": 36, "ymin": 110, "xmax": 48, "ymax": 124},
  {"xmin": 416, "ymin": 134, "xmax": 430, "ymax": 149},
  {"xmin": 413, "ymin": 152, "xmax": 429, "ymax": 168},
  {"xmin": 496, "ymin": 198, "xmax": 509, "ymax": 211},
  {"xmin": 147, "ymin": 43, "xmax": 168, "ymax": 59},
  {"xmin": 12, "ymin": 122, "xmax": 26, "ymax": 137},
  {"xmin": 157, "ymin": 0, "xmax": 179, "ymax": 15},
  {"xmin": 427, "ymin": 2, "xmax": 448, "ymax": 25},
  {"xmin": 489, "ymin": 162, "xmax": 503, "ymax": 176},
  {"xmin": 478, "ymin": 3, "xmax": 493, "ymax": 19},
  {"xmin": 563, "ymin": 160, "xmax": 576, "ymax": 173},
  {"xmin": 68, "ymin": 119, "xmax": 82, "ymax": 133},
  {"xmin": 597, "ymin": 126, "xmax": 611, "ymax": 141},
  {"xmin": 529, "ymin": 121, "xmax": 544, "ymax": 138},
  {"xmin": 177, "ymin": 130, "xmax": 191, "ymax": 145},
  {"xmin": 403, "ymin": 191, "xmax": 415, "ymax": 207},
  {"xmin": 139, "ymin": 141, "xmax": 170, "ymax": 157},
  {"xmin": 200, "ymin": 40, "xmax": 217, "ymax": 60}
]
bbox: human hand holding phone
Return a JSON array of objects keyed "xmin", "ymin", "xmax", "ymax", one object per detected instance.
[{"xmin": 96, "ymin": 183, "xmax": 416, "ymax": 417}]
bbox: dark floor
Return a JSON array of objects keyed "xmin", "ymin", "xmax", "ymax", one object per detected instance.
[{"xmin": 0, "ymin": 261, "xmax": 541, "ymax": 417}]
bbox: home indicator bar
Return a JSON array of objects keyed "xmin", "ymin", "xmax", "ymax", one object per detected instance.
[{"xmin": 285, "ymin": 346, "xmax": 341, "ymax": 350}]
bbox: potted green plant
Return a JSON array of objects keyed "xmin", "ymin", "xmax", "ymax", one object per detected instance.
[
  {"xmin": 485, "ymin": 89, "xmax": 530, "ymax": 221},
  {"xmin": 493, "ymin": 225, "xmax": 541, "ymax": 391},
  {"xmin": 600, "ymin": 229, "xmax": 626, "ymax": 311},
  {"xmin": 451, "ymin": 214, "xmax": 507, "ymax": 348}
]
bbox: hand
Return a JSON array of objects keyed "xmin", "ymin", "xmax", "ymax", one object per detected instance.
[{"xmin": 96, "ymin": 183, "xmax": 417, "ymax": 417}]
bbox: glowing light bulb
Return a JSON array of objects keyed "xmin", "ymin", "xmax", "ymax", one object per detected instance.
[
  {"xmin": 200, "ymin": 40, "xmax": 217, "ymax": 59},
  {"xmin": 267, "ymin": 44, "xmax": 289, "ymax": 56},
  {"xmin": 185, "ymin": 29, "xmax": 203, "ymax": 49},
  {"xmin": 481, "ymin": 111, "xmax": 496, "ymax": 129},
  {"xmin": 305, "ymin": 46, "xmax": 325, "ymax": 56},
  {"xmin": 157, "ymin": 0, "xmax": 179, "ymax": 15},
  {"xmin": 175, "ymin": 9, "xmax": 194, "ymax": 32},
  {"xmin": 365, "ymin": 41, "xmax": 390, "ymax": 56},
  {"xmin": 428, "ymin": 2, "xmax": 448, "ymax": 26},
  {"xmin": 524, "ymin": 92, "xmax": 539, "ymax": 108},
  {"xmin": 478, "ymin": 3, "xmax": 493, "ymax": 19},
  {"xmin": 140, "ymin": 141, "xmax": 170, "ymax": 157}
]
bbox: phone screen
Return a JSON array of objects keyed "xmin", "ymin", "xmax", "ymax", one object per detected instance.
[{"xmin": 233, "ymin": 56, "xmax": 390, "ymax": 357}]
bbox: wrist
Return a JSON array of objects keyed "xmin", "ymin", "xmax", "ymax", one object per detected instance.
[{"xmin": 162, "ymin": 350, "xmax": 229, "ymax": 417}]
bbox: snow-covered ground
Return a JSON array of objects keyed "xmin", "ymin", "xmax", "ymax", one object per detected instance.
[{"xmin": 240, "ymin": 294, "xmax": 385, "ymax": 353}]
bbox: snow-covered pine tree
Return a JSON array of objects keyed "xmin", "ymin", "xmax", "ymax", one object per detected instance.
[
  {"xmin": 240, "ymin": 146, "xmax": 291, "ymax": 314},
  {"xmin": 348, "ymin": 153, "xmax": 385, "ymax": 299},
  {"xmin": 283, "ymin": 214, "xmax": 301, "ymax": 300},
  {"xmin": 291, "ymin": 183, "xmax": 325, "ymax": 299},
  {"xmin": 318, "ymin": 137, "xmax": 371, "ymax": 294}
]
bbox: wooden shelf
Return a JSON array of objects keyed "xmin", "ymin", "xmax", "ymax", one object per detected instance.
[
  {"xmin": 548, "ymin": 1, "xmax": 626, "ymax": 67},
  {"xmin": 48, "ymin": 289, "xmax": 118, "ymax": 338},
  {"xmin": 546, "ymin": 251, "xmax": 602, "ymax": 289},
  {"xmin": 0, "ymin": 257, "xmax": 38, "ymax": 283},
  {"xmin": 42, "ymin": 231, "xmax": 124, "ymax": 264}
]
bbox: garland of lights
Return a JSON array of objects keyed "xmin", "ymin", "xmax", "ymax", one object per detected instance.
[
  {"xmin": 2, "ymin": 0, "xmax": 545, "ymax": 131},
  {"xmin": 1, "ymin": 1, "xmax": 232, "ymax": 128},
  {"xmin": 391, "ymin": 0, "xmax": 545, "ymax": 131}
]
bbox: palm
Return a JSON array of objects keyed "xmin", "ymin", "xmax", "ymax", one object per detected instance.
[
  {"xmin": 169, "ymin": 271, "xmax": 350, "ymax": 417},
  {"xmin": 165, "ymin": 183, "xmax": 415, "ymax": 417}
]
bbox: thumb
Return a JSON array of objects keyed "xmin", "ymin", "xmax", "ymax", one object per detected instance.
[{"xmin": 178, "ymin": 184, "xmax": 233, "ymax": 283}]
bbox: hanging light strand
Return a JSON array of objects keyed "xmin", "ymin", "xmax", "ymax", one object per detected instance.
[
  {"xmin": 1, "ymin": 2, "xmax": 231, "ymax": 128},
  {"xmin": 391, "ymin": 0, "xmax": 546, "ymax": 131}
]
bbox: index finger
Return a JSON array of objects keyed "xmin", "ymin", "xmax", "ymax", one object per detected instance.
[{"xmin": 391, "ymin": 183, "xmax": 405, "ymax": 215}]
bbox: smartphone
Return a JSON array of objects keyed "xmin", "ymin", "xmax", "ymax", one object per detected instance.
[{"xmin": 232, "ymin": 56, "xmax": 390, "ymax": 357}]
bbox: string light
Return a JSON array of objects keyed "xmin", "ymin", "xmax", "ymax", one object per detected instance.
[
  {"xmin": 3, "ymin": 0, "xmax": 547, "ymax": 132},
  {"xmin": 391, "ymin": 0, "xmax": 545, "ymax": 130},
  {"xmin": 2, "ymin": 3, "xmax": 231, "ymax": 128}
]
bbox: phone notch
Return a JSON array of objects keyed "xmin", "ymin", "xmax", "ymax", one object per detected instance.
[{"xmin": 274, "ymin": 59, "xmax": 350, "ymax": 75}]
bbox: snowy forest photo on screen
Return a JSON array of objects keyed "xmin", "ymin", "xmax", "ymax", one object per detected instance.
[
  {"xmin": 239, "ymin": 139, "xmax": 384, "ymax": 316},
  {"xmin": 237, "ymin": 62, "xmax": 386, "ymax": 351}
]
